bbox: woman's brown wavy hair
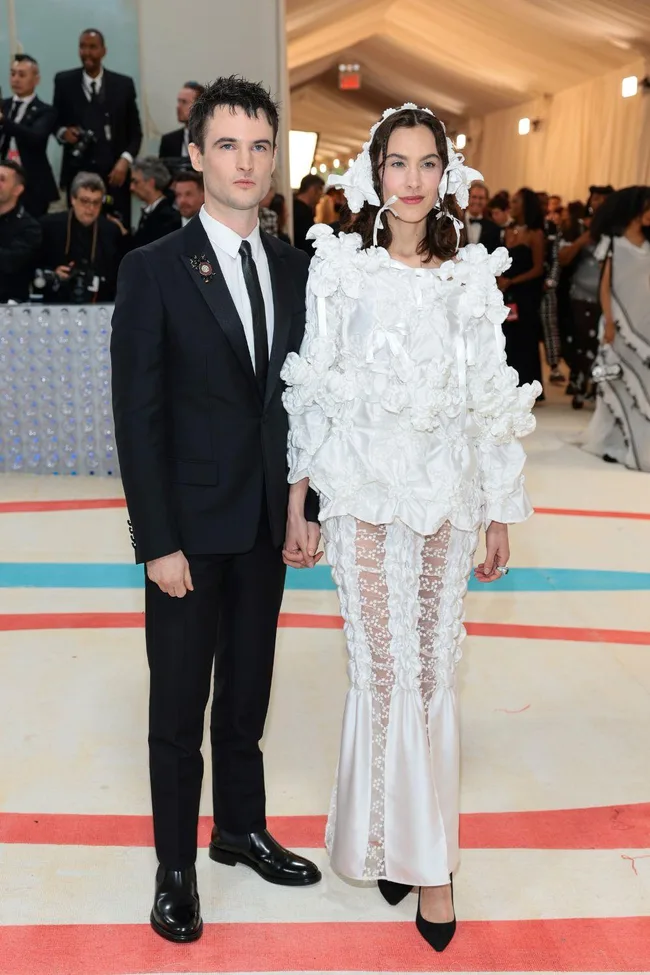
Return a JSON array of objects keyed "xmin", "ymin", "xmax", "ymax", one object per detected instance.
[{"xmin": 341, "ymin": 107, "xmax": 465, "ymax": 262}]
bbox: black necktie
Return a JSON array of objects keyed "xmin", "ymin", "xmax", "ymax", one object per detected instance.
[
  {"xmin": 10, "ymin": 100, "xmax": 21, "ymax": 121},
  {"xmin": 90, "ymin": 81, "xmax": 98, "ymax": 102},
  {"xmin": 239, "ymin": 240, "xmax": 269, "ymax": 395}
]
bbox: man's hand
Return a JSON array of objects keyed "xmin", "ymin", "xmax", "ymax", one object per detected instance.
[
  {"xmin": 283, "ymin": 512, "xmax": 323, "ymax": 570},
  {"xmin": 474, "ymin": 521, "xmax": 510, "ymax": 584},
  {"xmin": 108, "ymin": 158, "xmax": 130, "ymax": 187},
  {"xmin": 146, "ymin": 550, "xmax": 194, "ymax": 597},
  {"xmin": 63, "ymin": 126, "xmax": 81, "ymax": 145},
  {"xmin": 55, "ymin": 264, "xmax": 73, "ymax": 280}
]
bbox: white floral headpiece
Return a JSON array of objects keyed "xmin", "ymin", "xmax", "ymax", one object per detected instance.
[{"xmin": 327, "ymin": 102, "xmax": 483, "ymax": 245}]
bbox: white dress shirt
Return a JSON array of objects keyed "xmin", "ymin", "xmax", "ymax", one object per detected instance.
[
  {"xmin": 199, "ymin": 206, "xmax": 274, "ymax": 372},
  {"xmin": 465, "ymin": 213, "xmax": 482, "ymax": 245},
  {"xmin": 6, "ymin": 93, "xmax": 36, "ymax": 161}
]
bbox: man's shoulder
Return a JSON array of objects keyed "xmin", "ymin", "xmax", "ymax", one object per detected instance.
[
  {"xmin": 11, "ymin": 206, "xmax": 41, "ymax": 234},
  {"xmin": 54, "ymin": 68, "xmax": 82, "ymax": 85},
  {"xmin": 40, "ymin": 211, "xmax": 67, "ymax": 228},
  {"xmin": 129, "ymin": 225, "xmax": 186, "ymax": 262},
  {"xmin": 104, "ymin": 68, "xmax": 136, "ymax": 90},
  {"xmin": 264, "ymin": 231, "xmax": 309, "ymax": 270},
  {"xmin": 31, "ymin": 95, "xmax": 55, "ymax": 113},
  {"xmin": 161, "ymin": 127, "xmax": 183, "ymax": 141}
]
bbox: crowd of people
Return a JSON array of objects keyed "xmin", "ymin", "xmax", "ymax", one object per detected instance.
[{"xmin": 0, "ymin": 30, "xmax": 211, "ymax": 305}]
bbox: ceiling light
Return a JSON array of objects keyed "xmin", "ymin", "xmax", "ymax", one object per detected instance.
[
  {"xmin": 456, "ymin": 133, "xmax": 467, "ymax": 149},
  {"xmin": 518, "ymin": 117, "xmax": 531, "ymax": 136},
  {"xmin": 348, "ymin": 157, "xmax": 355, "ymax": 166},
  {"xmin": 319, "ymin": 163, "xmax": 327, "ymax": 173},
  {"xmin": 333, "ymin": 158, "xmax": 340, "ymax": 169},
  {"xmin": 310, "ymin": 166, "xmax": 317, "ymax": 175},
  {"xmin": 622, "ymin": 75, "xmax": 638, "ymax": 98}
]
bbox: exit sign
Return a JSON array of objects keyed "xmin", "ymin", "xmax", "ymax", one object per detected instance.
[{"xmin": 339, "ymin": 63, "xmax": 361, "ymax": 90}]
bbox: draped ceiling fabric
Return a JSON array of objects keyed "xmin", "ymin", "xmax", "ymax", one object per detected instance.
[{"xmin": 288, "ymin": 0, "xmax": 650, "ymax": 197}]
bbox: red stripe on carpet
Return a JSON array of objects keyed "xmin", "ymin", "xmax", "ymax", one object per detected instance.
[
  {"xmin": 1, "ymin": 917, "xmax": 649, "ymax": 973},
  {"xmin": 0, "ymin": 498, "xmax": 648, "ymax": 521},
  {"xmin": 535, "ymin": 506, "xmax": 650, "ymax": 521},
  {"xmin": 3, "ymin": 802, "xmax": 649, "ymax": 849},
  {"xmin": 1, "ymin": 612, "xmax": 649, "ymax": 646},
  {"xmin": 0, "ymin": 498, "xmax": 126, "ymax": 513}
]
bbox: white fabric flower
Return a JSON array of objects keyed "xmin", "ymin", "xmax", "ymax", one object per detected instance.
[{"xmin": 438, "ymin": 140, "xmax": 483, "ymax": 209}]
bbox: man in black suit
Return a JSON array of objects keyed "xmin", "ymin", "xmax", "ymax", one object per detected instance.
[
  {"xmin": 464, "ymin": 181, "xmax": 501, "ymax": 253},
  {"xmin": 129, "ymin": 156, "xmax": 181, "ymax": 248},
  {"xmin": 111, "ymin": 76, "xmax": 321, "ymax": 945},
  {"xmin": 0, "ymin": 54, "xmax": 58, "ymax": 217},
  {"xmin": 0, "ymin": 161, "xmax": 42, "ymax": 302},
  {"xmin": 53, "ymin": 28, "xmax": 142, "ymax": 225},
  {"xmin": 158, "ymin": 81, "xmax": 205, "ymax": 166}
]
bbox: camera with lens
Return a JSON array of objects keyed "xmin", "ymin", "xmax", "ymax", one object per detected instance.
[
  {"xmin": 70, "ymin": 128, "xmax": 97, "ymax": 160},
  {"xmin": 68, "ymin": 259, "xmax": 102, "ymax": 303}
]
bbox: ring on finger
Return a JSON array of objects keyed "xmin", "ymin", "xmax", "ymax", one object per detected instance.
[{"xmin": 495, "ymin": 565, "xmax": 509, "ymax": 576}]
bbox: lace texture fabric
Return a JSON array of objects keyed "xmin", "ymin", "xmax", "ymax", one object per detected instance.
[
  {"xmin": 281, "ymin": 229, "xmax": 541, "ymax": 534},
  {"xmin": 323, "ymin": 515, "xmax": 478, "ymax": 886}
]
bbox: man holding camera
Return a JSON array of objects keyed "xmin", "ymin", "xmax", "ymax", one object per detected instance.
[
  {"xmin": 36, "ymin": 171, "xmax": 124, "ymax": 304},
  {"xmin": 53, "ymin": 28, "xmax": 142, "ymax": 226}
]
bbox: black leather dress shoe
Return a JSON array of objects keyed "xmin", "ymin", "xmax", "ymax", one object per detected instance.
[
  {"xmin": 150, "ymin": 864, "xmax": 203, "ymax": 943},
  {"xmin": 209, "ymin": 826, "xmax": 322, "ymax": 886}
]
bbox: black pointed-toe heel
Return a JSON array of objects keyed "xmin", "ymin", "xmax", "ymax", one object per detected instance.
[
  {"xmin": 415, "ymin": 878, "xmax": 456, "ymax": 953},
  {"xmin": 377, "ymin": 879, "xmax": 413, "ymax": 906}
]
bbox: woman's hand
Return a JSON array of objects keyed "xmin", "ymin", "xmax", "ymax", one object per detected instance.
[
  {"xmin": 474, "ymin": 522, "xmax": 510, "ymax": 584},
  {"xmin": 283, "ymin": 479, "xmax": 323, "ymax": 569},
  {"xmin": 496, "ymin": 275, "xmax": 509, "ymax": 292}
]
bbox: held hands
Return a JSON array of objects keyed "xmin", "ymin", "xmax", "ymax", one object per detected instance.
[
  {"xmin": 55, "ymin": 263, "xmax": 74, "ymax": 280},
  {"xmin": 108, "ymin": 158, "xmax": 130, "ymax": 188},
  {"xmin": 146, "ymin": 550, "xmax": 194, "ymax": 598},
  {"xmin": 474, "ymin": 521, "xmax": 510, "ymax": 584},
  {"xmin": 283, "ymin": 510, "xmax": 323, "ymax": 570}
]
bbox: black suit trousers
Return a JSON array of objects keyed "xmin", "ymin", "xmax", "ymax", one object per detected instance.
[{"xmin": 145, "ymin": 505, "xmax": 286, "ymax": 869}]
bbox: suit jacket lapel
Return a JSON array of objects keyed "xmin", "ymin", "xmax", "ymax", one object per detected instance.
[
  {"xmin": 262, "ymin": 232, "xmax": 291, "ymax": 408},
  {"xmin": 180, "ymin": 217, "xmax": 259, "ymax": 398}
]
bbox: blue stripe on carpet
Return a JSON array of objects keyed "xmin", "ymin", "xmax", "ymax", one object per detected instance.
[{"xmin": 0, "ymin": 563, "xmax": 649, "ymax": 592}]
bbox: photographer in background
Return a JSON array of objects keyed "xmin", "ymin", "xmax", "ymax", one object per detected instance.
[
  {"xmin": 36, "ymin": 171, "xmax": 123, "ymax": 304},
  {"xmin": 53, "ymin": 28, "xmax": 142, "ymax": 226},
  {"xmin": 0, "ymin": 160, "xmax": 42, "ymax": 302},
  {"xmin": 129, "ymin": 157, "xmax": 181, "ymax": 248},
  {"xmin": 0, "ymin": 54, "xmax": 58, "ymax": 218}
]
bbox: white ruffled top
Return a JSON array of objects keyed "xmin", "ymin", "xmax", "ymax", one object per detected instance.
[{"xmin": 281, "ymin": 225, "xmax": 542, "ymax": 533}]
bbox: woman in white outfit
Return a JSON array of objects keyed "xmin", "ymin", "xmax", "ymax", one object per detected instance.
[
  {"xmin": 281, "ymin": 105, "xmax": 541, "ymax": 952},
  {"xmin": 582, "ymin": 186, "xmax": 650, "ymax": 472}
]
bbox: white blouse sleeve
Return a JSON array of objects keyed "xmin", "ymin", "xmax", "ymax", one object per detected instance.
[
  {"xmin": 281, "ymin": 226, "xmax": 350, "ymax": 484},
  {"xmin": 467, "ymin": 247, "xmax": 543, "ymax": 527}
]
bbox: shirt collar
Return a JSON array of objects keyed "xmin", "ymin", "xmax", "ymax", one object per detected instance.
[
  {"xmin": 199, "ymin": 205, "xmax": 261, "ymax": 259},
  {"xmin": 83, "ymin": 68, "xmax": 104, "ymax": 90},
  {"xmin": 12, "ymin": 93, "xmax": 36, "ymax": 108},
  {"xmin": 144, "ymin": 195, "xmax": 165, "ymax": 215}
]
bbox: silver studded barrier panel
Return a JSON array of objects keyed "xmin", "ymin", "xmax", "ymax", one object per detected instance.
[{"xmin": 0, "ymin": 305, "xmax": 119, "ymax": 476}]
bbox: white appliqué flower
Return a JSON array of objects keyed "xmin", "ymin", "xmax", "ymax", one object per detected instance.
[
  {"xmin": 438, "ymin": 140, "xmax": 483, "ymax": 209},
  {"xmin": 327, "ymin": 141, "xmax": 379, "ymax": 213}
]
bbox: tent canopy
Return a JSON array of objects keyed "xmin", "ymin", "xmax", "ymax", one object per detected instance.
[{"xmin": 288, "ymin": 0, "xmax": 650, "ymax": 165}]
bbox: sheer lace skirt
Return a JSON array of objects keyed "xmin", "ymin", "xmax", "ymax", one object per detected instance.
[{"xmin": 321, "ymin": 516, "xmax": 479, "ymax": 886}]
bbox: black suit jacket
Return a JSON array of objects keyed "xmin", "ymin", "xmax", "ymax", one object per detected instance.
[
  {"xmin": 0, "ymin": 204, "xmax": 42, "ymax": 302},
  {"xmin": 130, "ymin": 197, "xmax": 182, "ymax": 250},
  {"xmin": 53, "ymin": 67, "xmax": 142, "ymax": 187},
  {"xmin": 0, "ymin": 96, "xmax": 59, "ymax": 216},
  {"xmin": 159, "ymin": 128, "xmax": 185, "ymax": 159},
  {"xmin": 111, "ymin": 216, "xmax": 318, "ymax": 564},
  {"xmin": 473, "ymin": 218, "xmax": 501, "ymax": 253}
]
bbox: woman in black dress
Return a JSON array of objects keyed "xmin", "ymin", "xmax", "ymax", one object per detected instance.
[{"xmin": 497, "ymin": 187, "xmax": 545, "ymax": 392}]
